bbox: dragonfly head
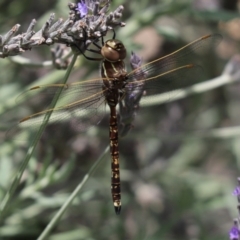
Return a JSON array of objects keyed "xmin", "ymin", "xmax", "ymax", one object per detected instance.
[{"xmin": 101, "ymin": 39, "xmax": 127, "ymax": 62}]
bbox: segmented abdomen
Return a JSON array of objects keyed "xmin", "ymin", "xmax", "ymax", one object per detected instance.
[{"xmin": 109, "ymin": 106, "xmax": 121, "ymax": 214}]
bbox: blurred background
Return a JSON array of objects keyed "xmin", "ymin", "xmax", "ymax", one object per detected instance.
[{"xmin": 0, "ymin": 0, "xmax": 240, "ymax": 239}]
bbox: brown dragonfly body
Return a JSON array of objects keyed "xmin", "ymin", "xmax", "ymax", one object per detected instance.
[
  {"xmin": 15, "ymin": 34, "xmax": 222, "ymax": 214},
  {"xmin": 101, "ymin": 39, "xmax": 128, "ymax": 213}
]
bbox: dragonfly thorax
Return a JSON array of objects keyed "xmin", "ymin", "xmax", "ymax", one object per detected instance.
[{"xmin": 101, "ymin": 39, "xmax": 127, "ymax": 62}]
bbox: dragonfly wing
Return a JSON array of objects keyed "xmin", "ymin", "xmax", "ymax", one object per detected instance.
[
  {"xmin": 126, "ymin": 64, "xmax": 203, "ymax": 97},
  {"xmin": 121, "ymin": 65, "xmax": 202, "ymax": 135},
  {"xmin": 16, "ymin": 79, "xmax": 105, "ymax": 108},
  {"xmin": 127, "ymin": 34, "xmax": 221, "ymax": 83},
  {"xmin": 7, "ymin": 79, "xmax": 107, "ymax": 142}
]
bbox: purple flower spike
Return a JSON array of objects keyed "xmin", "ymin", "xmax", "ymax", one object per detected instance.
[
  {"xmin": 229, "ymin": 226, "xmax": 239, "ymax": 240},
  {"xmin": 76, "ymin": 0, "xmax": 88, "ymax": 18},
  {"xmin": 233, "ymin": 186, "xmax": 240, "ymax": 196}
]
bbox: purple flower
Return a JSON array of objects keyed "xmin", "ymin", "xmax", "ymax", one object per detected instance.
[
  {"xmin": 229, "ymin": 226, "xmax": 239, "ymax": 240},
  {"xmin": 233, "ymin": 186, "xmax": 240, "ymax": 196},
  {"xmin": 130, "ymin": 51, "xmax": 142, "ymax": 69},
  {"xmin": 76, "ymin": 0, "xmax": 88, "ymax": 18}
]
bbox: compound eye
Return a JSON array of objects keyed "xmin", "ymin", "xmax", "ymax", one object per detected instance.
[{"xmin": 101, "ymin": 40, "xmax": 127, "ymax": 62}]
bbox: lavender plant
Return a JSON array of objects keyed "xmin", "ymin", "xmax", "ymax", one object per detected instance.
[
  {"xmin": 0, "ymin": 0, "xmax": 125, "ymax": 60},
  {"xmin": 0, "ymin": 0, "xmax": 240, "ymax": 239},
  {"xmin": 119, "ymin": 51, "xmax": 146, "ymax": 137},
  {"xmin": 229, "ymin": 179, "xmax": 240, "ymax": 240},
  {"xmin": 0, "ymin": 0, "xmax": 126, "ymax": 236}
]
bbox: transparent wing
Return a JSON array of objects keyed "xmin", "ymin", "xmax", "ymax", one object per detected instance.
[
  {"xmin": 7, "ymin": 79, "xmax": 107, "ymax": 142},
  {"xmin": 120, "ymin": 64, "xmax": 202, "ymax": 136},
  {"xmin": 126, "ymin": 34, "xmax": 222, "ymax": 96},
  {"xmin": 16, "ymin": 78, "xmax": 106, "ymax": 108},
  {"xmin": 120, "ymin": 35, "xmax": 221, "ymax": 136},
  {"xmin": 125, "ymin": 64, "xmax": 203, "ymax": 98}
]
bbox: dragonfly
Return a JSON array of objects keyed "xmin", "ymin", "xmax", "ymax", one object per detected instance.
[{"xmin": 11, "ymin": 34, "xmax": 222, "ymax": 214}]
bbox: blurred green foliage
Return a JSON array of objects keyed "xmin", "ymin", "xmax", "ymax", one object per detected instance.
[{"xmin": 0, "ymin": 0, "xmax": 239, "ymax": 239}]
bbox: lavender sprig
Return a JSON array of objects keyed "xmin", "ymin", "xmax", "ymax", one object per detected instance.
[
  {"xmin": 229, "ymin": 178, "xmax": 240, "ymax": 240},
  {"xmin": 0, "ymin": 0, "xmax": 125, "ymax": 58},
  {"xmin": 119, "ymin": 52, "xmax": 146, "ymax": 137},
  {"xmin": 51, "ymin": 44, "xmax": 71, "ymax": 70},
  {"xmin": 230, "ymin": 225, "xmax": 240, "ymax": 240}
]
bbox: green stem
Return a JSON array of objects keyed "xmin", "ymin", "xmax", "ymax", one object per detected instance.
[
  {"xmin": 140, "ymin": 73, "xmax": 237, "ymax": 107},
  {"xmin": 0, "ymin": 54, "xmax": 78, "ymax": 218},
  {"xmin": 37, "ymin": 146, "xmax": 109, "ymax": 240}
]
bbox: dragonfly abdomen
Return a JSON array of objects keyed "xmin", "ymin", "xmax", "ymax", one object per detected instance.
[{"xmin": 109, "ymin": 106, "xmax": 121, "ymax": 215}]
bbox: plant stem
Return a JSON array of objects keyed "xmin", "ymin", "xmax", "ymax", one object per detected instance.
[{"xmin": 0, "ymin": 54, "xmax": 78, "ymax": 218}]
